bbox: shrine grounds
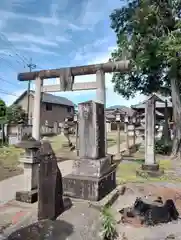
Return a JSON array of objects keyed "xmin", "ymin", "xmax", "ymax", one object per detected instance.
[{"xmin": 0, "ymin": 131, "xmax": 121, "ymax": 181}]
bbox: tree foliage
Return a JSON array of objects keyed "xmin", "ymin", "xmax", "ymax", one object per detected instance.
[
  {"xmin": 110, "ymin": 0, "xmax": 181, "ymax": 99},
  {"xmin": 6, "ymin": 105, "xmax": 28, "ymax": 124},
  {"xmin": 110, "ymin": 0, "xmax": 181, "ymax": 157},
  {"xmin": 0, "ymin": 99, "xmax": 6, "ymax": 120}
]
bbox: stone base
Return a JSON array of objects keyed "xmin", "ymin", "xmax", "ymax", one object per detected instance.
[
  {"xmin": 136, "ymin": 168, "xmax": 164, "ymax": 178},
  {"xmin": 16, "ymin": 189, "xmax": 38, "ymax": 203},
  {"xmin": 63, "ymin": 165, "xmax": 116, "ymax": 201},
  {"xmin": 142, "ymin": 163, "xmax": 159, "ymax": 171},
  {"xmin": 72, "ymin": 155, "xmax": 112, "ymax": 178},
  {"xmin": 114, "ymin": 153, "xmax": 122, "ymax": 161}
]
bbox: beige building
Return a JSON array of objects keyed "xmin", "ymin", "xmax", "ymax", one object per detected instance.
[{"xmin": 13, "ymin": 90, "xmax": 75, "ymax": 127}]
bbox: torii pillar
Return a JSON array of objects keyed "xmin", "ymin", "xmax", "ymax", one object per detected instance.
[
  {"xmin": 96, "ymin": 69, "xmax": 107, "ymax": 151},
  {"xmin": 32, "ymin": 76, "xmax": 42, "ymax": 140}
]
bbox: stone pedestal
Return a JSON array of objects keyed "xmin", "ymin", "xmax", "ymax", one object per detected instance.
[
  {"xmin": 63, "ymin": 165, "xmax": 116, "ymax": 201},
  {"xmin": 15, "ymin": 138, "xmax": 41, "ymax": 203},
  {"xmin": 63, "ymin": 101, "xmax": 116, "ymax": 201}
]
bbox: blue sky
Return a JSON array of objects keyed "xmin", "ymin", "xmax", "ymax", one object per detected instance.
[{"xmin": 0, "ymin": 0, "xmax": 145, "ymax": 107}]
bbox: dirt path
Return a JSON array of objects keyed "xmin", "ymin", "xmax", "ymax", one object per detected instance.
[{"xmin": 0, "ymin": 160, "xmax": 74, "ymax": 206}]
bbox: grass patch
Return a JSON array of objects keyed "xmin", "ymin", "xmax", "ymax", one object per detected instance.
[
  {"xmin": 0, "ymin": 146, "xmax": 24, "ymax": 181},
  {"xmin": 45, "ymin": 134, "xmax": 76, "ymax": 152},
  {"xmin": 107, "ymin": 138, "xmax": 117, "ymax": 147},
  {"xmin": 116, "ymin": 158, "xmax": 181, "ymax": 184},
  {"xmin": 0, "ymin": 132, "xmax": 125, "ymax": 181}
]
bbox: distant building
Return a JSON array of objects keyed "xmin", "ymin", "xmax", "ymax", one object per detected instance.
[
  {"xmin": 131, "ymin": 93, "xmax": 173, "ymax": 121},
  {"xmin": 13, "ymin": 90, "xmax": 75, "ymax": 127},
  {"xmin": 105, "ymin": 105, "xmax": 135, "ymax": 131}
]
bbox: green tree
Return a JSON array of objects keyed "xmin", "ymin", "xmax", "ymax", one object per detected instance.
[
  {"xmin": 0, "ymin": 99, "xmax": 7, "ymax": 145},
  {"xmin": 110, "ymin": 0, "xmax": 181, "ymax": 158},
  {"xmin": 7, "ymin": 105, "xmax": 28, "ymax": 124}
]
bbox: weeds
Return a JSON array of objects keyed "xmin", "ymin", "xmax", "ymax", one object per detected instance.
[{"xmin": 100, "ymin": 206, "xmax": 118, "ymax": 240}]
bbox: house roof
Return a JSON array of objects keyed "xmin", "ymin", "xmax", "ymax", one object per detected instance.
[
  {"xmin": 140, "ymin": 110, "xmax": 164, "ymax": 117},
  {"xmin": 13, "ymin": 90, "xmax": 75, "ymax": 107},
  {"xmin": 131, "ymin": 93, "xmax": 172, "ymax": 109},
  {"xmin": 106, "ymin": 105, "xmax": 135, "ymax": 116}
]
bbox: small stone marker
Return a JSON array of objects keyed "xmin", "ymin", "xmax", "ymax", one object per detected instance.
[{"xmin": 38, "ymin": 141, "xmax": 64, "ymax": 221}]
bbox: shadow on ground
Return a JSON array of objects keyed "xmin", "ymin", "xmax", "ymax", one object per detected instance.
[{"xmin": 5, "ymin": 219, "xmax": 74, "ymax": 240}]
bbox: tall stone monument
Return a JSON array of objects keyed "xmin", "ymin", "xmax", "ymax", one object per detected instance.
[
  {"xmin": 142, "ymin": 95, "xmax": 159, "ymax": 171},
  {"xmin": 63, "ymin": 100, "xmax": 116, "ymax": 201}
]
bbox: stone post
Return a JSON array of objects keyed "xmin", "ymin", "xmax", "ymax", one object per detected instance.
[
  {"xmin": 132, "ymin": 116, "xmax": 136, "ymax": 146},
  {"xmin": 38, "ymin": 141, "xmax": 64, "ymax": 220},
  {"xmin": 96, "ymin": 69, "xmax": 107, "ymax": 153},
  {"xmin": 124, "ymin": 114, "xmax": 129, "ymax": 150},
  {"xmin": 74, "ymin": 114, "xmax": 79, "ymax": 156},
  {"xmin": 106, "ymin": 121, "xmax": 111, "ymax": 133},
  {"xmin": 117, "ymin": 123, "xmax": 120, "ymax": 154},
  {"xmin": 63, "ymin": 101, "xmax": 116, "ymax": 201},
  {"xmin": 132, "ymin": 124, "xmax": 136, "ymax": 145},
  {"xmin": 115, "ymin": 112, "xmax": 121, "ymax": 158},
  {"xmin": 15, "ymin": 138, "xmax": 41, "ymax": 203},
  {"xmin": 142, "ymin": 97, "xmax": 159, "ymax": 171},
  {"xmin": 32, "ymin": 76, "xmax": 42, "ymax": 141}
]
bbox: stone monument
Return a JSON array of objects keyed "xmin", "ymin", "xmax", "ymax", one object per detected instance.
[
  {"xmin": 38, "ymin": 141, "xmax": 64, "ymax": 220},
  {"xmin": 63, "ymin": 100, "xmax": 116, "ymax": 201},
  {"xmin": 142, "ymin": 95, "xmax": 160, "ymax": 172}
]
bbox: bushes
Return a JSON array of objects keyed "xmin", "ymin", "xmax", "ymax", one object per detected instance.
[{"xmin": 155, "ymin": 139, "xmax": 172, "ymax": 155}]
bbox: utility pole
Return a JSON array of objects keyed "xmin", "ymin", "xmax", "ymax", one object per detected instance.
[{"xmin": 27, "ymin": 58, "xmax": 36, "ymax": 124}]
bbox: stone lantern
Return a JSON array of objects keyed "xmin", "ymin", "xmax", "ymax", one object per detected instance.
[{"xmin": 15, "ymin": 137, "xmax": 41, "ymax": 203}]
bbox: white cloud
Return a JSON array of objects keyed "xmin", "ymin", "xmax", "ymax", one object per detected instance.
[
  {"xmin": 8, "ymin": 33, "xmax": 69, "ymax": 47},
  {"xmin": 18, "ymin": 45, "xmax": 59, "ymax": 55},
  {"xmin": 0, "ymin": 10, "xmax": 60, "ymax": 26},
  {"xmin": 8, "ymin": 34, "xmax": 57, "ymax": 46},
  {"xmin": 73, "ymin": 38, "xmax": 110, "ymax": 62},
  {"xmin": 68, "ymin": 23, "xmax": 85, "ymax": 31},
  {"xmin": 78, "ymin": 0, "xmax": 122, "ymax": 29}
]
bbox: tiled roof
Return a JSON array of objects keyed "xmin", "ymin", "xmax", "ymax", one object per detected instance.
[
  {"xmin": 13, "ymin": 90, "xmax": 75, "ymax": 107},
  {"xmin": 131, "ymin": 93, "xmax": 172, "ymax": 109},
  {"xmin": 106, "ymin": 105, "xmax": 135, "ymax": 116}
]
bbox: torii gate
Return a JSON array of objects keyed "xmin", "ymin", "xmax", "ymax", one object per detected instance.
[{"xmin": 17, "ymin": 60, "xmax": 130, "ymax": 140}]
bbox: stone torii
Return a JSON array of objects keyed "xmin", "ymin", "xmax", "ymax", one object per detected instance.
[{"xmin": 17, "ymin": 60, "xmax": 130, "ymax": 140}]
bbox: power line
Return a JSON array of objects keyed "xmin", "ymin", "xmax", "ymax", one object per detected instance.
[
  {"xmin": 0, "ymin": 89, "xmax": 18, "ymax": 97},
  {"xmin": 0, "ymin": 76, "xmax": 19, "ymax": 87},
  {"xmin": 0, "ymin": 56, "xmax": 22, "ymax": 72},
  {"xmin": 0, "ymin": 33, "xmax": 29, "ymax": 66},
  {"xmin": 0, "ymin": 33, "xmax": 44, "ymax": 70}
]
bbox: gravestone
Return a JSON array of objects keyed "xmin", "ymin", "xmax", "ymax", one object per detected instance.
[
  {"xmin": 38, "ymin": 141, "xmax": 64, "ymax": 221},
  {"xmin": 63, "ymin": 100, "xmax": 116, "ymax": 201}
]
